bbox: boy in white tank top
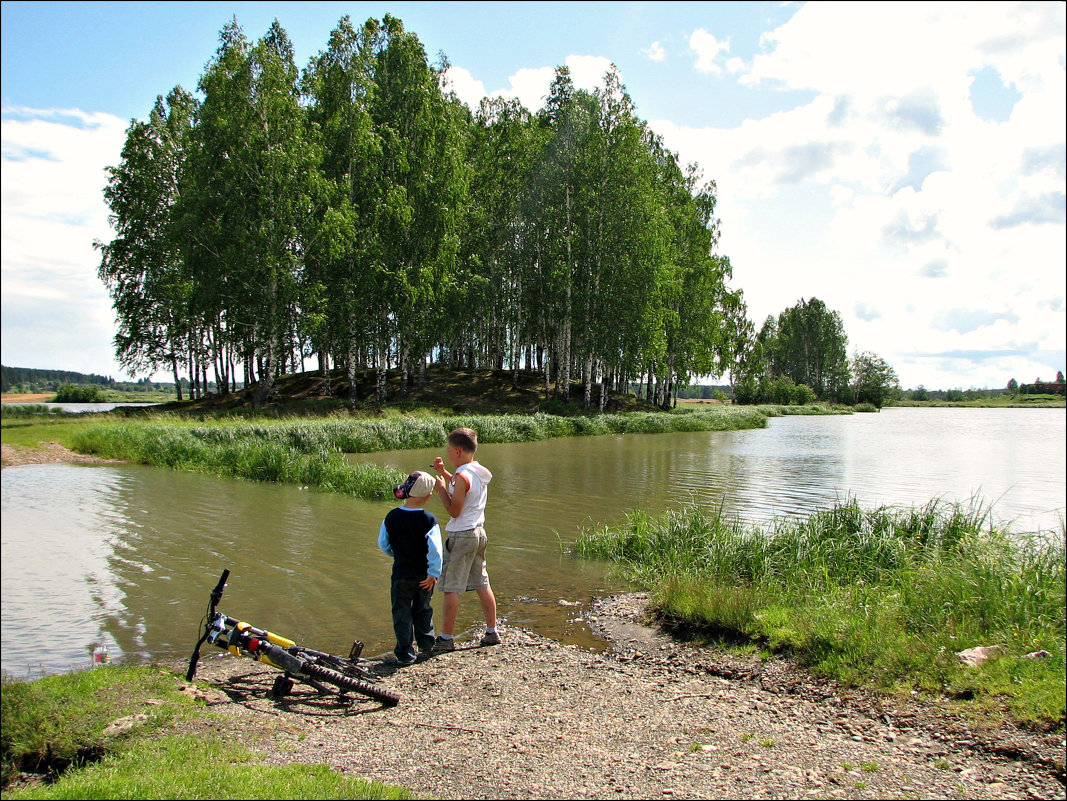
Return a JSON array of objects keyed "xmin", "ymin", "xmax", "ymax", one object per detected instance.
[{"xmin": 430, "ymin": 427, "xmax": 500, "ymax": 650}]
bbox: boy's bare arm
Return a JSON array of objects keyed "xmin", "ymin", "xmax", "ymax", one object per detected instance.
[{"xmin": 435, "ymin": 475, "xmax": 467, "ymax": 519}]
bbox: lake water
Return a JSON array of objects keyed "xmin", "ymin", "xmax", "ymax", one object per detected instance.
[
  {"xmin": 2, "ymin": 402, "xmax": 162, "ymax": 413},
  {"xmin": 1, "ymin": 407, "xmax": 1063, "ymax": 677}
]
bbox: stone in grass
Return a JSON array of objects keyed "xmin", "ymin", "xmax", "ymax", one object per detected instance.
[{"xmin": 955, "ymin": 644, "xmax": 1003, "ymax": 667}]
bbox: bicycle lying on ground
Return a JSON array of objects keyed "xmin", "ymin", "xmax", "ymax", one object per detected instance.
[{"xmin": 186, "ymin": 569, "xmax": 400, "ymax": 707}]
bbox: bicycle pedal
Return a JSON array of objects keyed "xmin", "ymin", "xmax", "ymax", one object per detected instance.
[
  {"xmin": 349, "ymin": 640, "xmax": 364, "ymax": 661},
  {"xmin": 269, "ymin": 675, "xmax": 294, "ymax": 699}
]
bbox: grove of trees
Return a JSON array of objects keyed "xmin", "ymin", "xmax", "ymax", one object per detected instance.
[
  {"xmin": 732, "ymin": 297, "xmax": 899, "ymax": 407},
  {"xmin": 96, "ymin": 15, "xmax": 747, "ymax": 408}
]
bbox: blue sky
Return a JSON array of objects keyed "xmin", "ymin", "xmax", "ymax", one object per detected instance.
[{"xmin": 2, "ymin": 1, "xmax": 1065, "ymax": 390}]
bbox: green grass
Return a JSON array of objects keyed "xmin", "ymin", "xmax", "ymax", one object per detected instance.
[
  {"xmin": 575, "ymin": 498, "xmax": 1066, "ymax": 730},
  {"xmin": 5, "ymin": 405, "xmax": 782, "ymax": 497},
  {"xmin": 0, "ymin": 405, "xmax": 69, "ymax": 418},
  {"xmin": 890, "ymin": 394, "xmax": 1064, "ymax": 408},
  {"xmin": 1, "ymin": 665, "xmax": 187, "ymax": 787},
  {"xmin": 0, "ymin": 666, "xmax": 412, "ymax": 799}
]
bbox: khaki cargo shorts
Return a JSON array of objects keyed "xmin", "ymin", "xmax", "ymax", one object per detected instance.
[{"xmin": 440, "ymin": 526, "xmax": 490, "ymax": 593}]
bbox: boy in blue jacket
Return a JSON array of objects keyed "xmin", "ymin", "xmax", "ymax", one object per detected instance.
[{"xmin": 378, "ymin": 471, "xmax": 443, "ymax": 665}]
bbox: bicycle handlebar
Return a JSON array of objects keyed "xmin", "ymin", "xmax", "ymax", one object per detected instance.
[
  {"xmin": 210, "ymin": 569, "xmax": 229, "ymax": 609},
  {"xmin": 186, "ymin": 569, "xmax": 230, "ymax": 681}
]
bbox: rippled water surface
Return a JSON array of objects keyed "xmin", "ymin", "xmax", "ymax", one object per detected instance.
[{"xmin": 2, "ymin": 407, "xmax": 1063, "ymax": 676}]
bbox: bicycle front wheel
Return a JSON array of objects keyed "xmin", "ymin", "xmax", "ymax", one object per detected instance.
[{"xmin": 301, "ymin": 663, "xmax": 400, "ymax": 707}]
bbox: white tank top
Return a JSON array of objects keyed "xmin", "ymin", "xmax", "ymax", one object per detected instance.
[{"xmin": 446, "ymin": 461, "xmax": 493, "ymax": 531}]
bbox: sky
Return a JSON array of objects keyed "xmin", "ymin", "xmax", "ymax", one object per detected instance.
[{"xmin": 2, "ymin": 1, "xmax": 1065, "ymax": 390}]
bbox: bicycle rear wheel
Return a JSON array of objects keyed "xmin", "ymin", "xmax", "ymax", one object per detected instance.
[{"xmin": 301, "ymin": 663, "xmax": 400, "ymax": 707}]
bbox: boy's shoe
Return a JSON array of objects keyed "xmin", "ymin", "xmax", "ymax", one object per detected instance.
[
  {"xmin": 479, "ymin": 630, "xmax": 501, "ymax": 646},
  {"xmin": 432, "ymin": 636, "xmax": 455, "ymax": 653},
  {"xmin": 395, "ymin": 655, "xmax": 417, "ymax": 666}
]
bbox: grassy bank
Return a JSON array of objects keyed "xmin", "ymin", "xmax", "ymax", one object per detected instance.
[
  {"xmin": 0, "ymin": 665, "xmax": 410, "ymax": 799},
  {"xmin": 575, "ymin": 499, "xmax": 1066, "ymax": 730},
  {"xmin": 3, "ymin": 405, "xmax": 778, "ymax": 498},
  {"xmin": 889, "ymin": 394, "xmax": 1064, "ymax": 409}
]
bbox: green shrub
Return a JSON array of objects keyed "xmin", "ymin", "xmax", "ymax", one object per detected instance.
[{"xmin": 54, "ymin": 384, "xmax": 101, "ymax": 403}]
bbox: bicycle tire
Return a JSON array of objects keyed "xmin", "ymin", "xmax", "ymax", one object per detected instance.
[{"xmin": 301, "ymin": 662, "xmax": 400, "ymax": 707}]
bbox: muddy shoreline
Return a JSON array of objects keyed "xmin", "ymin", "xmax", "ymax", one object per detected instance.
[{"xmin": 0, "ymin": 441, "xmax": 121, "ymax": 467}]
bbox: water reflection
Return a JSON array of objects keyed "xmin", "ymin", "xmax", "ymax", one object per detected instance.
[
  {"xmin": 1, "ymin": 465, "xmax": 129, "ymax": 672},
  {"xmin": 2, "ymin": 407, "xmax": 1063, "ymax": 676},
  {"xmin": 3, "ymin": 402, "xmax": 163, "ymax": 413}
]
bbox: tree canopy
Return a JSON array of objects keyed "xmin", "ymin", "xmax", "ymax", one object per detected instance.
[
  {"xmin": 96, "ymin": 15, "xmax": 746, "ymax": 409},
  {"xmin": 734, "ymin": 297, "xmax": 851, "ymax": 404}
]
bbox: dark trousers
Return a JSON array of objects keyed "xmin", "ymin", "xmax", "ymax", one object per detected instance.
[{"xmin": 390, "ymin": 578, "xmax": 435, "ymax": 661}]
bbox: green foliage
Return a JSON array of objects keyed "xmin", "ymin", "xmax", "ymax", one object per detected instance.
[
  {"xmin": 53, "ymin": 385, "xmax": 102, "ymax": 403},
  {"xmin": 96, "ymin": 14, "xmax": 747, "ymax": 412},
  {"xmin": 850, "ymin": 351, "xmax": 900, "ymax": 407},
  {"xmin": 66, "ymin": 406, "xmax": 774, "ymax": 498},
  {"xmin": 3, "ymin": 736, "xmax": 413, "ymax": 800},
  {"xmin": 1, "ymin": 366, "xmax": 125, "ymax": 393},
  {"xmin": 735, "ymin": 298, "xmax": 861, "ymax": 405},
  {"xmin": 1, "ymin": 667, "xmax": 412, "ymax": 799},
  {"xmin": 1, "ymin": 665, "xmax": 190, "ymax": 787},
  {"xmin": 70, "ymin": 421, "xmax": 404, "ymax": 500},
  {"xmin": 1, "ymin": 405, "xmax": 68, "ymax": 419},
  {"xmin": 575, "ymin": 499, "xmax": 1067, "ymax": 728}
]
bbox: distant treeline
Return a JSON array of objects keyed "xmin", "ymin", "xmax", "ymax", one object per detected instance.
[
  {"xmin": 1017, "ymin": 379, "xmax": 1066, "ymax": 397},
  {"xmin": 3, "ymin": 365, "xmax": 117, "ymax": 393},
  {"xmin": 903, "ymin": 378, "xmax": 1066, "ymax": 401},
  {"xmin": 1, "ymin": 365, "xmax": 170, "ymax": 394}
]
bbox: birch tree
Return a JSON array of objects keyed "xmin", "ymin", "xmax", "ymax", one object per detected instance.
[{"xmin": 97, "ymin": 87, "xmax": 197, "ymax": 397}]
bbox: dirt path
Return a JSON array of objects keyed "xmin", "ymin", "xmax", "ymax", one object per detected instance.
[
  {"xmin": 182, "ymin": 593, "xmax": 1065, "ymax": 800},
  {"xmin": 0, "ymin": 441, "xmax": 120, "ymax": 467}
]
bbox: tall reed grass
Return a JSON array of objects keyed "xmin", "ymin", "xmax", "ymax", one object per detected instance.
[
  {"xmin": 70, "ymin": 422, "xmax": 405, "ymax": 500},
  {"xmin": 575, "ymin": 499, "xmax": 1066, "ymax": 727},
  {"xmin": 69, "ymin": 406, "xmax": 773, "ymax": 499}
]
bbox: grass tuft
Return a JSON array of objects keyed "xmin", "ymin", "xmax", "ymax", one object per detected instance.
[
  {"xmin": 576, "ymin": 498, "xmax": 1066, "ymax": 729},
  {"xmin": 1, "ymin": 666, "xmax": 413, "ymax": 799}
]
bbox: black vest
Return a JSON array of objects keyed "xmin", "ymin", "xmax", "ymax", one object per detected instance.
[{"xmin": 383, "ymin": 507, "xmax": 436, "ymax": 580}]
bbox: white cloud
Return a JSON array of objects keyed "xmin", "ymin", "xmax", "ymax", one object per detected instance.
[
  {"xmin": 689, "ymin": 28, "xmax": 730, "ymax": 74},
  {"xmin": 653, "ymin": 2, "xmax": 1066, "ymax": 389},
  {"xmin": 564, "ymin": 55, "xmax": 616, "ymax": 90},
  {"xmin": 1, "ymin": 107, "xmax": 129, "ymax": 376},
  {"xmin": 445, "ymin": 54, "xmax": 616, "ymax": 113},
  {"xmin": 642, "ymin": 41, "xmax": 666, "ymax": 62},
  {"xmin": 440, "ymin": 65, "xmax": 487, "ymax": 109}
]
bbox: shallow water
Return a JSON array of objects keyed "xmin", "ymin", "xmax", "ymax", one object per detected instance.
[{"xmin": 2, "ymin": 407, "xmax": 1063, "ymax": 676}]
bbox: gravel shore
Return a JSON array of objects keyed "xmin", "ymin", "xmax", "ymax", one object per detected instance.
[{"xmin": 183, "ymin": 593, "xmax": 1065, "ymax": 800}]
